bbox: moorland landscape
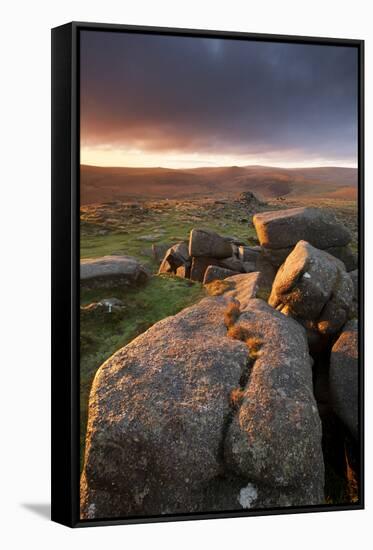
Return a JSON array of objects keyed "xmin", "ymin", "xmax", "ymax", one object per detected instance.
[
  {"xmin": 80, "ymin": 166, "xmax": 359, "ymax": 518},
  {"xmin": 79, "ymin": 30, "xmax": 359, "ymax": 519}
]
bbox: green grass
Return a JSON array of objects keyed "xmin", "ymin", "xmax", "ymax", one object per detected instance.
[
  {"xmin": 80, "ymin": 275, "xmax": 205, "ymax": 467},
  {"xmin": 80, "ymin": 207, "xmax": 255, "ymax": 466},
  {"xmin": 80, "ymin": 212, "xmax": 258, "ymax": 267}
]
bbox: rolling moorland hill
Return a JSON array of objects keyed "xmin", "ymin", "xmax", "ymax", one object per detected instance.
[{"xmin": 80, "ymin": 164, "xmax": 357, "ymax": 205}]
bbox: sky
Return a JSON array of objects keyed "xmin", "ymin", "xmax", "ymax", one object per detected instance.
[{"xmin": 80, "ymin": 30, "xmax": 358, "ymax": 169}]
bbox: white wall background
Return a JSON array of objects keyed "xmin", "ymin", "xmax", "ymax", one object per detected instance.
[{"xmin": 0, "ymin": 0, "xmax": 371, "ymax": 547}]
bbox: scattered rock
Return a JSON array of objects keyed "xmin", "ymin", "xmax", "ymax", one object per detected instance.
[
  {"xmin": 100, "ymin": 298, "xmax": 125, "ymax": 311},
  {"xmin": 80, "ymin": 255, "xmax": 149, "ymax": 288},
  {"xmin": 329, "ymin": 320, "xmax": 359, "ymax": 439},
  {"xmin": 137, "ymin": 233, "xmax": 165, "ymax": 242},
  {"xmin": 189, "ymin": 228, "xmax": 233, "ymax": 259},
  {"xmin": 238, "ymin": 191, "xmax": 264, "ymax": 209}
]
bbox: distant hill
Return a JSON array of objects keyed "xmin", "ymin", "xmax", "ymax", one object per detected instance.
[{"xmin": 80, "ymin": 164, "xmax": 358, "ymax": 205}]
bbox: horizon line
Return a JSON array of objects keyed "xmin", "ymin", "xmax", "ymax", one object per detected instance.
[{"xmin": 80, "ymin": 162, "xmax": 358, "ymax": 171}]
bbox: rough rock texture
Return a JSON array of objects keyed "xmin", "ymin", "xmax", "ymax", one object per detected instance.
[
  {"xmin": 253, "ymin": 207, "xmax": 353, "ymax": 268},
  {"xmin": 238, "ymin": 246, "xmax": 261, "ymax": 263},
  {"xmin": 224, "ymin": 299, "xmax": 325, "ymax": 507},
  {"xmin": 269, "ymin": 241, "xmax": 353, "ymax": 335},
  {"xmin": 253, "ymin": 207, "xmax": 351, "ymax": 250},
  {"xmin": 254, "ymin": 256, "xmax": 276, "ymax": 296},
  {"xmin": 189, "ymin": 228, "xmax": 233, "ymax": 259},
  {"xmin": 222, "ymin": 273, "xmax": 261, "ymax": 311},
  {"xmin": 80, "ymin": 296, "xmax": 250, "ymax": 518},
  {"xmin": 219, "ymin": 256, "xmax": 245, "ymax": 272},
  {"xmin": 203, "ymin": 265, "xmax": 238, "ymax": 284},
  {"xmin": 80, "ymin": 255, "xmax": 149, "ymax": 287},
  {"xmin": 176, "ymin": 264, "xmax": 191, "ymax": 279},
  {"xmin": 329, "ymin": 320, "xmax": 359, "ymax": 439},
  {"xmin": 242, "ymin": 261, "xmax": 257, "ymax": 273},
  {"xmin": 238, "ymin": 191, "xmax": 263, "ymax": 208},
  {"xmin": 158, "ymin": 242, "xmax": 190, "ymax": 274},
  {"xmin": 325, "ymin": 246, "xmax": 357, "ymax": 272},
  {"xmin": 190, "ymin": 256, "xmax": 220, "ymax": 282},
  {"xmin": 81, "ymin": 286, "xmax": 324, "ymax": 518},
  {"xmin": 260, "ymin": 246, "xmax": 293, "ymax": 268}
]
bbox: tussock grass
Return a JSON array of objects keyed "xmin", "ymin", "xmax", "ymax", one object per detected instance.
[
  {"xmin": 205, "ymin": 279, "xmax": 234, "ymax": 296},
  {"xmin": 224, "ymin": 301, "xmax": 241, "ymax": 328},
  {"xmin": 230, "ymin": 388, "xmax": 245, "ymax": 410}
]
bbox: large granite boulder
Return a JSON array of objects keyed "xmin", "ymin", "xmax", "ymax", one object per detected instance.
[
  {"xmin": 329, "ymin": 320, "xmax": 359, "ymax": 439},
  {"xmin": 269, "ymin": 241, "xmax": 353, "ymax": 335},
  {"xmin": 224, "ymin": 299, "xmax": 324, "ymax": 507},
  {"xmin": 80, "ymin": 255, "xmax": 149, "ymax": 288},
  {"xmin": 81, "ymin": 296, "xmax": 250, "ymax": 519},
  {"xmin": 253, "ymin": 207, "xmax": 352, "ymax": 268},
  {"xmin": 253, "ymin": 207, "xmax": 351, "ymax": 250},
  {"xmin": 81, "ymin": 277, "xmax": 324, "ymax": 518},
  {"xmin": 189, "ymin": 228, "xmax": 233, "ymax": 259}
]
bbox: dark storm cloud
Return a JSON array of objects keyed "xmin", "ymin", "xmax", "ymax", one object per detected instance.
[{"xmin": 80, "ymin": 30, "xmax": 358, "ymax": 163}]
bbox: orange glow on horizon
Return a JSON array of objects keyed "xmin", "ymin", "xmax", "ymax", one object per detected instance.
[{"xmin": 80, "ymin": 146, "xmax": 357, "ymax": 170}]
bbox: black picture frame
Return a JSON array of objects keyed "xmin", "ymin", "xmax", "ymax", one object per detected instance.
[{"xmin": 51, "ymin": 21, "xmax": 365, "ymax": 528}]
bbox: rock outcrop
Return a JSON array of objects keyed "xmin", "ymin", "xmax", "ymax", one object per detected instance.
[
  {"xmin": 81, "ymin": 295, "xmax": 250, "ymax": 518},
  {"xmin": 81, "ymin": 274, "xmax": 324, "ymax": 518},
  {"xmin": 80, "ymin": 255, "xmax": 149, "ymax": 288},
  {"xmin": 269, "ymin": 241, "xmax": 354, "ymax": 336},
  {"xmin": 158, "ymin": 242, "xmax": 190, "ymax": 274},
  {"xmin": 329, "ymin": 320, "xmax": 359, "ymax": 439},
  {"xmin": 253, "ymin": 207, "xmax": 354, "ymax": 269},
  {"xmin": 157, "ymin": 228, "xmax": 270, "ymax": 286},
  {"xmin": 224, "ymin": 299, "xmax": 324, "ymax": 507},
  {"xmin": 189, "ymin": 228, "xmax": 233, "ymax": 258}
]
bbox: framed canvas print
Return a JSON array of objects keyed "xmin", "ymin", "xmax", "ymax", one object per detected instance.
[{"xmin": 51, "ymin": 22, "xmax": 364, "ymax": 527}]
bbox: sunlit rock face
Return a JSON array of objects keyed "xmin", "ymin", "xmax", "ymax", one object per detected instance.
[
  {"xmin": 224, "ymin": 299, "xmax": 324, "ymax": 507},
  {"xmin": 80, "ymin": 277, "xmax": 324, "ymax": 519},
  {"xmin": 253, "ymin": 207, "xmax": 355, "ymax": 270},
  {"xmin": 269, "ymin": 240, "xmax": 354, "ymax": 337}
]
